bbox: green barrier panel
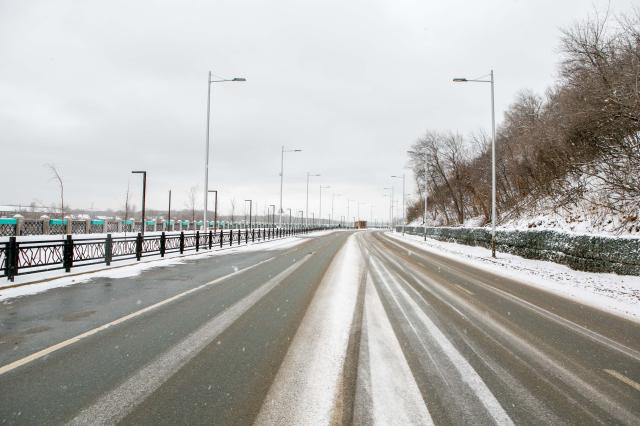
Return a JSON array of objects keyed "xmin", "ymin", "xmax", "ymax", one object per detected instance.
[
  {"xmin": 123, "ymin": 219, "xmax": 134, "ymax": 225},
  {"xmin": 50, "ymin": 219, "xmax": 68, "ymax": 225},
  {"xmin": 91, "ymin": 219, "xmax": 105, "ymax": 225},
  {"xmin": 146, "ymin": 220, "xmax": 155, "ymax": 225},
  {"xmin": 0, "ymin": 218, "xmax": 17, "ymax": 225}
]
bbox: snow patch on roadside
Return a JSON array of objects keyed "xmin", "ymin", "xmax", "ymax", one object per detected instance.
[
  {"xmin": 254, "ymin": 234, "xmax": 363, "ymax": 425},
  {"xmin": 387, "ymin": 232, "xmax": 640, "ymax": 321}
]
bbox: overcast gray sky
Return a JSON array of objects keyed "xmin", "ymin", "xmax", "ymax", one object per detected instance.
[{"xmin": 1, "ymin": 0, "xmax": 636, "ymax": 221}]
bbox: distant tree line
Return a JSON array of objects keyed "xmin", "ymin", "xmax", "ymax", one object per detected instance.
[{"xmin": 407, "ymin": 10, "xmax": 640, "ymax": 229}]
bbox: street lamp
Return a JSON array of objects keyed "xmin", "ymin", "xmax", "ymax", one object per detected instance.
[
  {"xmin": 453, "ymin": 70, "xmax": 496, "ymax": 257},
  {"xmin": 245, "ymin": 199, "xmax": 253, "ymax": 229},
  {"xmin": 346, "ymin": 199, "xmax": 354, "ymax": 228},
  {"xmin": 391, "ymin": 174, "xmax": 405, "ymax": 235},
  {"xmin": 319, "ymin": 185, "xmax": 330, "ymax": 227},
  {"xmin": 207, "ymin": 190, "xmax": 218, "ymax": 231},
  {"xmin": 203, "ymin": 71, "xmax": 246, "ymax": 231},
  {"xmin": 306, "ymin": 172, "xmax": 320, "ymax": 226},
  {"xmin": 131, "ymin": 171, "xmax": 147, "ymax": 236},
  {"xmin": 279, "ymin": 146, "xmax": 302, "ymax": 227},
  {"xmin": 422, "ymin": 156, "xmax": 429, "ymax": 241},
  {"xmin": 383, "ymin": 188, "xmax": 392, "ymax": 229}
]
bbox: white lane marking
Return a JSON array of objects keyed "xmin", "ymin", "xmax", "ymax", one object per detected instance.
[
  {"xmin": 604, "ymin": 369, "xmax": 640, "ymax": 392},
  {"xmin": 370, "ymin": 257, "xmax": 514, "ymax": 426},
  {"xmin": 455, "ymin": 283, "xmax": 474, "ymax": 296},
  {"xmin": 69, "ymin": 253, "xmax": 312, "ymax": 426},
  {"xmin": 363, "ymin": 275, "xmax": 434, "ymax": 426},
  {"xmin": 380, "ymin": 234, "xmax": 640, "ymax": 363},
  {"xmin": 255, "ymin": 235, "xmax": 363, "ymax": 426},
  {"xmin": 0, "ymin": 256, "xmax": 275, "ymax": 377}
]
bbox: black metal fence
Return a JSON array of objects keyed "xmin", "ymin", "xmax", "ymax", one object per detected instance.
[{"xmin": 1, "ymin": 227, "xmax": 327, "ymax": 281}]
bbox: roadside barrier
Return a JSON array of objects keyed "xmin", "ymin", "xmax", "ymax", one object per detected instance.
[{"xmin": 1, "ymin": 227, "xmax": 333, "ymax": 281}]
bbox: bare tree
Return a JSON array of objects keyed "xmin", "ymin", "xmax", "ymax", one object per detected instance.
[{"xmin": 45, "ymin": 164, "xmax": 64, "ymax": 218}]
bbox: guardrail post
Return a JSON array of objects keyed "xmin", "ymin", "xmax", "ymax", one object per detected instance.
[
  {"xmin": 220, "ymin": 229, "xmax": 224, "ymax": 248},
  {"xmin": 160, "ymin": 232, "xmax": 166, "ymax": 257},
  {"xmin": 63, "ymin": 234, "xmax": 73, "ymax": 272},
  {"xmin": 136, "ymin": 232, "xmax": 142, "ymax": 261},
  {"xmin": 196, "ymin": 231, "xmax": 200, "ymax": 252},
  {"xmin": 237, "ymin": 229, "xmax": 241, "ymax": 245},
  {"xmin": 245, "ymin": 229, "xmax": 248, "ymax": 244},
  {"xmin": 180, "ymin": 231, "xmax": 185, "ymax": 254},
  {"xmin": 230, "ymin": 230, "xmax": 233, "ymax": 246},
  {"xmin": 252, "ymin": 229, "xmax": 255, "ymax": 242},
  {"xmin": 209, "ymin": 230, "xmax": 213, "ymax": 249},
  {"xmin": 5, "ymin": 237, "xmax": 18, "ymax": 281},
  {"xmin": 105, "ymin": 233, "xmax": 113, "ymax": 265}
]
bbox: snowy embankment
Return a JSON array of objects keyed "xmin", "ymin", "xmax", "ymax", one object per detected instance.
[
  {"xmin": 387, "ymin": 232, "xmax": 640, "ymax": 322},
  {"xmin": 0, "ymin": 230, "xmax": 337, "ymax": 301}
]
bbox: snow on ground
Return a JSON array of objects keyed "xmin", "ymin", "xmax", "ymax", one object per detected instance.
[
  {"xmin": 0, "ymin": 230, "xmax": 337, "ymax": 301},
  {"xmin": 387, "ymin": 232, "xmax": 640, "ymax": 322}
]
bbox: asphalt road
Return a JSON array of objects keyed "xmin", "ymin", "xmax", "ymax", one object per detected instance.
[{"xmin": 0, "ymin": 230, "xmax": 638, "ymax": 425}]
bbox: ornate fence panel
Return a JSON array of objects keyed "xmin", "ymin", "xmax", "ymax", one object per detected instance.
[
  {"xmin": 72, "ymin": 221, "xmax": 87, "ymax": 234},
  {"xmin": 49, "ymin": 224, "xmax": 66, "ymax": 235},
  {"xmin": 1, "ymin": 227, "xmax": 324, "ymax": 280},
  {"xmin": 106, "ymin": 221, "xmax": 119, "ymax": 233},
  {"xmin": 22, "ymin": 221, "xmax": 44, "ymax": 236},
  {"xmin": 0, "ymin": 223, "xmax": 16, "ymax": 237}
]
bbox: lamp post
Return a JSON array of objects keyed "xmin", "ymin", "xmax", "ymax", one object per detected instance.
[
  {"xmin": 131, "ymin": 171, "xmax": 146, "ymax": 236},
  {"xmin": 306, "ymin": 172, "xmax": 320, "ymax": 226},
  {"xmin": 208, "ymin": 190, "xmax": 218, "ymax": 231},
  {"xmin": 167, "ymin": 189, "xmax": 172, "ymax": 230},
  {"xmin": 279, "ymin": 146, "xmax": 302, "ymax": 227},
  {"xmin": 203, "ymin": 71, "xmax": 246, "ymax": 231},
  {"xmin": 383, "ymin": 188, "xmax": 392, "ymax": 229},
  {"xmin": 268, "ymin": 204, "xmax": 276, "ymax": 227},
  {"xmin": 331, "ymin": 193, "xmax": 341, "ymax": 224},
  {"xmin": 319, "ymin": 185, "xmax": 330, "ymax": 227},
  {"xmin": 423, "ymin": 156, "xmax": 429, "ymax": 241},
  {"xmin": 245, "ymin": 199, "xmax": 252, "ymax": 229},
  {"xmin": 391, "ymin": 174, "xmax": 405, "ymax": 235},
  {"xmin": 453, "ymin": 70, "xmax": 496, "ymax": 257},
  {"xmin": 346, "ymin": 199, "xmax": 354, "ymax": 227}
]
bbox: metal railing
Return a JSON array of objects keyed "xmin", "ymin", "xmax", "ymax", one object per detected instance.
[{"xmin": 1, "ymin": 227, "xmax": 330, "ymax": 281}]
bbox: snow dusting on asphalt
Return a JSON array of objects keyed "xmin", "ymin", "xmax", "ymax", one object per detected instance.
[{"xmin": 387, "ymin": 232, "xmax": 640, "ymax": 321}]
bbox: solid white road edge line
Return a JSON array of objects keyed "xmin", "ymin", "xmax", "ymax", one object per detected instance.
[
  {"xmin": 68, "ymin": 253, "xmax": 313, "ymax": 426},
  {"xmin": 0, "ymin": 256, "xmax": 277, "ymax": 377}
]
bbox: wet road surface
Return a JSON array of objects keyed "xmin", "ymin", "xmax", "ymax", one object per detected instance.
[{"xmin": 0, "ymin": 230, "xmax": 638, "ymax": 425}]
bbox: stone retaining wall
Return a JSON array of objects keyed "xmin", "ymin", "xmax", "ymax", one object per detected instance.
[{"xmin": 397, "ymin": 226, "xmax": 640, "ymax": 276}]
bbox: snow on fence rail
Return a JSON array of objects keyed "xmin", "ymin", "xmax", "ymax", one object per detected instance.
[
  {"xmin": 398, "ymin": 226, "xmax": 640, "ymax": 276},
  {"xmin": 1, "ymin": 227, "xmax": 328, "ymax": 281}
]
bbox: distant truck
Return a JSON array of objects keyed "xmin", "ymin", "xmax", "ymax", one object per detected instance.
[{"xmin": 355, "ymin": 220, "xmax": 367, "ymax": 229}]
